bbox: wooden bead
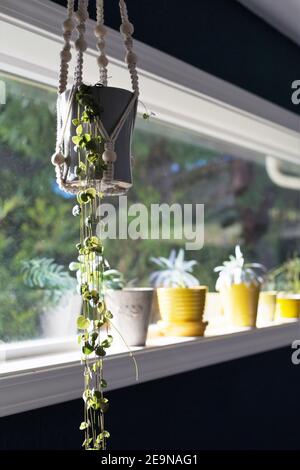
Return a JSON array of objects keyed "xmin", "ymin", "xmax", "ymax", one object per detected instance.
[
  {"xmin": 63, "ymin": 32, "xmax": 71, "ymax": 41},
  {"xmin": 102, "ymin": 150, "xmax": 117, "ymax": 163},
  {"xmin": 74, "ymin": 11, "xmax": 82, "ymax": 22},
  {"xmin": 120, "ymin": 21, "xmax": 134, "ymax": 36},
  {"xmin": 60, "ymin": 49, "xmax": 72, "ymax": 62},
  {"xmin": 97, "ymin": 55, "xmax": 109, "ymax": 67},
  {"xmin": 94, "ymin": 24, "xmax": 107, "ymax": 37},
  {"xmin": 75, "ymin": 37, "xmax": 87, "ymax": 52},
  {"xmin": 63, "ymin": 18, "xmax": 74, "ymax": 32},
  {"xmin": 126, "ymin": 51, "xmax": 137, "ymax": 64},
  {"xmin": 51, "ymin": 151, "xmax": 65, "ymax": 166}
]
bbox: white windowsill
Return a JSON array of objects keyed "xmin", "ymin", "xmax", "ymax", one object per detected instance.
[{"xmin": 0, "ymin": 321, "xmax": 299, "ymax": 418}]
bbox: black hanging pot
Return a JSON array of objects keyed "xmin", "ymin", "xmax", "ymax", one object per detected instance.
[
  {"xmin": 52, "ymin": 0, "xmax": 140, "ymax": 197},
  {"xmin": 58, "ymin": 85, "xmax": 137, "ymax": 196}
]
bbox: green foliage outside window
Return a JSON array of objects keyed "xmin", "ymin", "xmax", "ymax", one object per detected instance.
[{"xmin": 0, "ymin": 72, "xmax": 299, "ymax": 342}]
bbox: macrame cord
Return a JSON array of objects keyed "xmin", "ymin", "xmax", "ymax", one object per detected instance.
[{"xmin": 52, "ymin": 0, "xmax": 139, "ymax": 194}]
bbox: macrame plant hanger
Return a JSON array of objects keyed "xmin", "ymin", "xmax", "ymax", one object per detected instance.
[{"xmin": 52, "ymin": 0, "xmax": 139, "ymax": 196}]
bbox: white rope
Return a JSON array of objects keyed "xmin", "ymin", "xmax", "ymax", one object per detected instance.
[
  {"xmin": 119, "ymin": 0, "xmax": 139, "ymax": 96},
  {"xmin": 95, "ymin": 92, "xmax": 137, "ymax": 148},
  {"xmin": 95, "ymin": 0, "xmax": 108, "ymax": 86},
  {"xmin": 54, "ymin": 0, "xmax": 140, "ymax": 193},
  {"xmin": 58, "ymin": 0, "xmax": 75, "ymax": 94},
  {"xmin": 74, "ymin": 0, "xmax": 89, "ymax": 87}
]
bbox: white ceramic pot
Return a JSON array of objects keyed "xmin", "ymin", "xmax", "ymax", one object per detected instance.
[
  {"xmin": 105, "ymin": 288, "xmax": 153, "ymax": 346},
  {"xmin": 40, "ymin": 293, "xmax": 82, "ymax": 338}
]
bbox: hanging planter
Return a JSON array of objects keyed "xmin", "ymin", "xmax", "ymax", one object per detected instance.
[
  {"xmin": 51, "ymin": 0, "xmax": 140, "ymax": 451},
  {"xmin": 52, "ymin": 0, "xmax": 139, "ymax": 197}
]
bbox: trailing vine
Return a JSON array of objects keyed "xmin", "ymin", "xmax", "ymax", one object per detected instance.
[
  {"xmin": 70, "ymin": 85, "xmax": 112, "ymax": 451},
  {"xmin": 71, "ymin": 84, "xmax": 107, "ymax": 182},
  {"xmin": 69, "ymin": 83, "xmax": 139, "ymax": 451},
  {"xmin": 72, "ymin": 186, "xmax": 113, "ymax": 450}
]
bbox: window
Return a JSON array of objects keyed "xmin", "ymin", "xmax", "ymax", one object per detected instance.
[
  {"xmin": 1, "ymin": 71, "xmax": 299, "ymax": 347},
  {"xmin": 0, "ymin": 72, "xmax": 79, "ymax": 343},
  {"xmin": 106, "ymin": 119, "xmax": 300, "ymax": 290}
]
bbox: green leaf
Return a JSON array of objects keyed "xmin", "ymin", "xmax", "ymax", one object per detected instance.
[
  {"xmin": 76, "ymin": 124, "xmax": 83, "ymax": 136},
  {"xmin": 72, "ymin": 135, "xmax": 81, "ymax": 145},
  {"xmin": 101, "ymin": 335, "xmax": 113, "ymax": 348},
  {"xmin": 79, "ymin": 421, "xmax": 89, "ymax": 430},
  {"xmin": 93, "ymin": 390, "xmax": 102, "ymax": 401},
  {"xmin": 100, "ymin": 379, "xmax": 107, "ymax": 388},
  {"xmin": 82, "ymin": 438, "xmax": 93, "ymax": 447},
  {"xmin": 77, "ymin": 191, "xmax": 89, "ymax": 205},
  {"xmin": 99, "ymin": 397, "xmax": 109, "ymax": 413},
  {"xmin": 90, "ymin": 331, "xmax": 98, "ymax": 344},
  {"xmin": 82, "ymin": 342, "xmax": 94, "ymax": 355},
  {"xmin": 77, "ymin": 315, "xmax": 90, "ymax": 330},
  {"xmin": 82, "ymin": 389, "xmax": 92, "ymax": 402},
  {"xmin": 97, "ymin": 302, "xmax": 105, "ymax": 314},
  {"xmin": 104, "ymin": 310, "xmax": 113, "ymax": 320},
  {"xmin": 95, "ymin": 346, "xmax": 106, "ymax": 357},
  {"xmin": 72, "ymin": 118, "xmax": 80, "ymax": 126},
  {"xmin": 86, "ymin": 187, "xmax": 97, "ymax": 199}
]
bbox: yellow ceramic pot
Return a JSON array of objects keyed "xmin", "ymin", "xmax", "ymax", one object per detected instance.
[
  {"xmin": 220, "ymin": 283, "xmax": 260, "ymax": 327},
  {"xmin": 276, "ymin": 295, "xmax": 300, "ymax": 319},
  {"xmin": 156, "ymin": 286, "xmax": 207, "ymax": 336},
  {"xmin": 257, "ymin": 291, "xmax": 277, "ymax": 324}
]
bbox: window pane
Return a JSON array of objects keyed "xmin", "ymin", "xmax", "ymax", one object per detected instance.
[
  {"xmin": 0, "ymin": 72, "xmax": 79, "ymax": 343},
  {"xmin": 105, "ymin": 118, "xmax": 300, "ymax": 290},
  {"xmin": 0, "ymin": 72, "xmax": 299, "ymax": 344}
]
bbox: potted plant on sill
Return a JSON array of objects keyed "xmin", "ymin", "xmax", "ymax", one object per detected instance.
[
  {"xmin": 150, "ymin": 249, "xmax": 208, "ymax": 337},
  {"xmin": 21, "ymin": 257, "xmax": 79, "ymax": 337},
  {"xmin": 214, "ymin": 245, "xmax": 266, "ymax": 328},
  {"xmin": 268, "ymin": 255, "xmax": 300, "ymax": 320},
  {"xmin": 257, "ymin": 274, "xmax": 277, "ymax": 325},
  {"xmin": 104, "ymin": 270, "xmax": 154, "ymax": 347},
  {"xmin": 257, "ymin": 290, "xmax": 277, "ymax": 325}
]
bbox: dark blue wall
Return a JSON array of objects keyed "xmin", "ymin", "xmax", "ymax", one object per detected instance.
[
  {"xmin": 53, "ymin": 0, "xmax": 300, "ymax": 113},
  {"xmin": 1, "ymin": 346, "xmax": 299, "ymax": 450},
  {"xmin": 1, "ymin": 0, "xmax": 299, "ymax": 450}
]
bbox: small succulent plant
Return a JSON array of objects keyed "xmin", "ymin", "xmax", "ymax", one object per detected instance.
[
  {"xmin": 266, "ymin": 254, "xmax": 300, "ymax": 294},
  {"xmin": 102, "ymin": 269, "xmax": 125, "ymax": 290},
  {"xmin": 149, "ymin": 249, "xmax": 199, "ymax": 288},
  {"xmin": 21, "ymin": 257, "xmax": 77, "ymax": 305},
  {"xmin": 214, "ymin": 245, "xmax": 265, "ymax": 291}
]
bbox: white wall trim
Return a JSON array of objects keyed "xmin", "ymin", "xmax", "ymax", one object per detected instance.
[
  {"xmin": 0, "ymin": 0, "xmax": 299, "ymax": 132},
  {"xmin": 0, "ymin": 1, "xmax": 300, "ymax": 167},
  {"xmin": 0, "ymin": 322, "xmax": 299, "ymax": 417}
]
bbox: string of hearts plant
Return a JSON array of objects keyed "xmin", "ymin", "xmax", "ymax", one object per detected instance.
[
  {"xmin": 73, "ymin": 197, "xmax": 112, "ymax": 451},
  {"xmin": 52, "ymin": 0, "xmax": 141, "ymax": 451}
]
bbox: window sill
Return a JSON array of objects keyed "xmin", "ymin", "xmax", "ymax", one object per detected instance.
[{"xmin": 0, "ymin": 321, "xmax": 298, "ymax": 417}]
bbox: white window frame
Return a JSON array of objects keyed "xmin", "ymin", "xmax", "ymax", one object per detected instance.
[{"xmin": 0, "ymin": 0, "xmax": 299, "ymax": 417}]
